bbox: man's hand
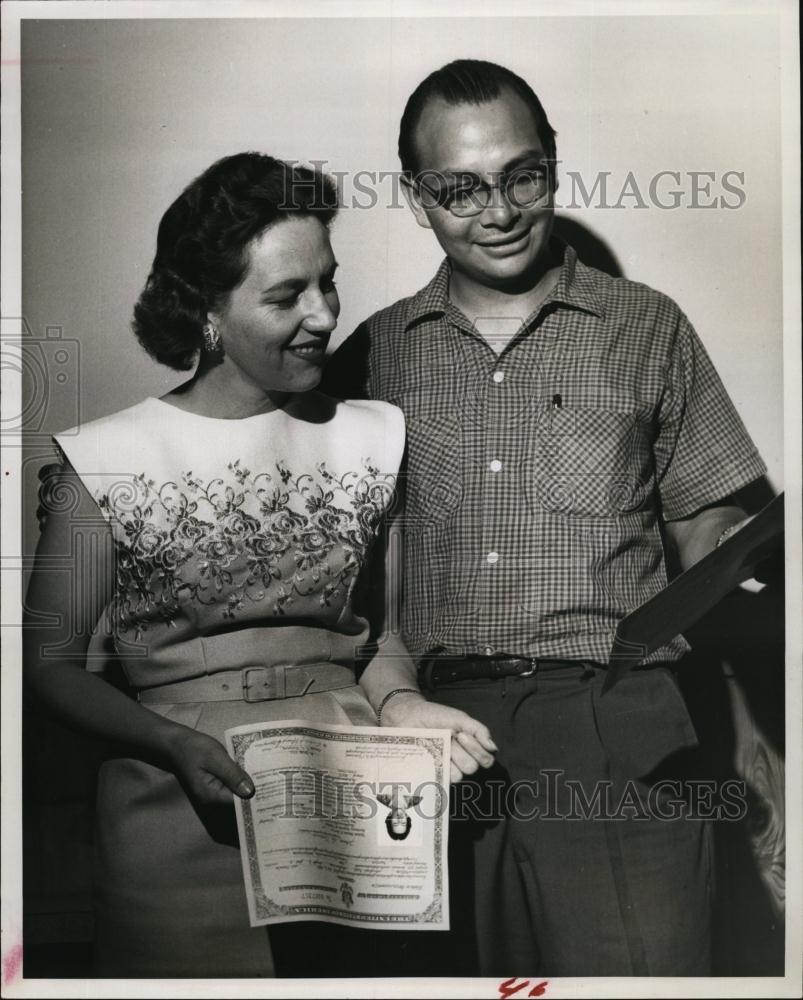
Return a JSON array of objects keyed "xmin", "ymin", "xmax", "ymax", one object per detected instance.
[
  {"xmin": 381, "ymin": 693, "xmax": 498, "ymax": 782},
  {"xmin": 163, "ymin": 727, "xmax": 255, "ymax": 807}
]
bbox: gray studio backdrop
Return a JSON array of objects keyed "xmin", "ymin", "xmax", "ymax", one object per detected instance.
[{"xmin": 18, "ymin": 11, "xmax": 786, "ymax": 971}]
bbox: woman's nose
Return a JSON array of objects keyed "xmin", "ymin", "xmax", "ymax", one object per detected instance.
[{"xmin": 303, "ymin": 293, "xmax": 339, "ymax": 333}]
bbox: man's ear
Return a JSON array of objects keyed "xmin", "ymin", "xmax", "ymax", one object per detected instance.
[{"xmin": 400, "ymin": 176, "xmax": 433, "ymax": 231}]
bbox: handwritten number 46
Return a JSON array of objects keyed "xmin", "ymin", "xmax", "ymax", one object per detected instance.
[{"xmin": 498, "ymin": 978, "xmax": 548, "ymax": 998}]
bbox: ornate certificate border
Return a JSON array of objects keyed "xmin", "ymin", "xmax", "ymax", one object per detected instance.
[{"xmin": 230, "ymin": 726, "xmax": 447, "ymax": 926}]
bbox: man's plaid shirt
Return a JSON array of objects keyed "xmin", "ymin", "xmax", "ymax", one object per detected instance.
[{"xmin": 323, "ymin": 242, "xmax": 767, "ymax": 664}]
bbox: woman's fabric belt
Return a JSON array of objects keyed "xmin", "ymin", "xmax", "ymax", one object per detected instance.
[{"xmin": 137, "ymin": 663, "xmax": 356, "ymax": 705}]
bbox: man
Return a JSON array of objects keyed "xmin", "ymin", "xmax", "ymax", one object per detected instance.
[{"xmin": 324, "ymin": 59, "xmax": 768, "ymax": 976}]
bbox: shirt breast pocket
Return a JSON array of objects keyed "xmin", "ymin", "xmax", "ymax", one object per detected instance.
[{"xmin": 528, "ymin": 406, "xmax": 652, "ymax": 517}]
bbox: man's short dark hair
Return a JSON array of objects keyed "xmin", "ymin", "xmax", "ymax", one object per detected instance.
[
  {"xmin": 398, "ymin": 58, "xmax": 557, "ymax": 179},
  {"xmin": 132, "ymin": 152, "xmax": 338, "ymax": 371}
]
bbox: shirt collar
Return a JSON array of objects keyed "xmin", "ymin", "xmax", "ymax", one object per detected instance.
[
  {"xmin": 405, "ymin": 239, "xmax": 606, "ymax": 329},
  {"xmin": 548, "ymin": 241, "xmax": 606, "ymax": 318},
  {"xmin": 406, "ymin": 257, "xmax": 452, "ymax": 326}
]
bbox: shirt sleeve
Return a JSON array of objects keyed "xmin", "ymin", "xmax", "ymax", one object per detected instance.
[
  {"xmin": 320, "ymin": 320, "xmax": 372, "ymax": 400},
  {"xmin": 654, "ymin": 312, "xmax": 767, "ymax": 521}
]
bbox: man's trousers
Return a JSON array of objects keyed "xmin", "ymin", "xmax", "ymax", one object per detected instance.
[{"xmin": 393, "ymin": 662, "xmax": 714, "ymax": 977}]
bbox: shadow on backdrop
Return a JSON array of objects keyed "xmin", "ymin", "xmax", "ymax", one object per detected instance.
[{"xmin": 554, "ymin": 215, "xmax": 624, "ymax": 277}]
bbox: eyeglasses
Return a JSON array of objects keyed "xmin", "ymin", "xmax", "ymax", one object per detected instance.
[{"xmin": 416, "ymin": 167, "xmax": 551, "ymax": 217}]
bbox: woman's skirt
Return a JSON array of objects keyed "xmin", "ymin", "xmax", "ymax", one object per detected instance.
[{"xmin": 92, "ymin": 683, "xmax": 375, "ymax": 977}]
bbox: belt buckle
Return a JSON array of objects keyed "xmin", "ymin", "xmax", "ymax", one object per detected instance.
[
  {"xmin": 517, "ymin": 658, "xmax": 538, "ymax": 678},
  {"xmin": 242, "ymin": 666, "xmax": 283, "ymax": 702}
]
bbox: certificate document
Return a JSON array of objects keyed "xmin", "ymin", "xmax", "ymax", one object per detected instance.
[{"xmin": 225, "ymin": 721, "xmax": 450, "ymax": 930}]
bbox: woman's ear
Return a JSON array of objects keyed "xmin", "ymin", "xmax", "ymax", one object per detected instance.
[{"xmin": 400, "ymin": 176, "xmax": 433, "ymax": 231}]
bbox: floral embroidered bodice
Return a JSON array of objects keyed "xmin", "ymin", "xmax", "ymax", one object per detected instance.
[
  {"xmin": 97, "ymin": 457, "xmax": 393, "ymax": 636},
  {"xmin": 51, "ymin": 394, "xmax": 405, "ymax": 687}
]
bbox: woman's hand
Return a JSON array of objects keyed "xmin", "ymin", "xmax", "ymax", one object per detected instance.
[
  {"xmin": 163, "ymin": 727, "xmax": 255, "ymax": 807},
  {"xmin": 381, "ymin": 693, "xmax": 498, "ymax": 783}
]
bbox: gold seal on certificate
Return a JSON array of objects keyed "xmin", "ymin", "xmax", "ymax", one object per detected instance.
[{"xmin": 225, "ymin": 721, "xmax": 451, "ymax": 930}]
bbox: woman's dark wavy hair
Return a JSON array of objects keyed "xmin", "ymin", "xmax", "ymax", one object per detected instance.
[
  {"xmin": 132, "ymin": 153, "xmax": 338, "ymax": 370},
  {"xmin": 398, "ymin": 59, "xmax": 557, "ymax": 179}
]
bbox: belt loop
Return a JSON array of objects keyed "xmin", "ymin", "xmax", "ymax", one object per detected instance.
[
  {"xmin": 271, "ymin": 664, "xmax": 286, "ymax": 699},
  {"xmin": 296, "ymin": 670, "xmax": 315, "ymax": 697},
  {"xmin": 581, "ymin": 663, "xmax": 597, "ymax": 682},
  {"xmin": 419, "ymin": 655, "xmax": 436, "ymax": 692}
]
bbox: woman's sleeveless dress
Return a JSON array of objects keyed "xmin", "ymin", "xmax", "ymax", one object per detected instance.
[{"xmin": 51, "ymin": 392, "xmax": 405, "ymax": 976}]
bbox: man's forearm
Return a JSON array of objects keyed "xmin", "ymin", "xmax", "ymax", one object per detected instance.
[{"xmin": 664, "ymin": 502, "xmax": 747, "ymax": 572}]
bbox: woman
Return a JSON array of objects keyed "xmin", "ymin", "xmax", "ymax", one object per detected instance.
[{"xmin": 23, "ymin": 152, "xmax": 496, "ymax": 978}]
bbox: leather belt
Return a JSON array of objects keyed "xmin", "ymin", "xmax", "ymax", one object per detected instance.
[
  {"xmin": 420, "ymin": 654, "xmax": 598, "ymax": 688},
  {"xmin": 137, "ymin": 663, "xmax": 356, "ymax": 705}
]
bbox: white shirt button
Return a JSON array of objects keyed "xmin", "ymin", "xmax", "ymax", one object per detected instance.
[
  {"xmin": 489, "ymin": 459, "xmax": 503, "ymax": 473},
  {"xmin": 484, "ymin": 646, "xmax": 494, "ymax": 655},
  {"xmin": 486, "ymin": 551, "xmax": 499, "ymax": 565},
  {"xmin": 492, "ymin": 371, "xmax": 505, "ymax": 383}
]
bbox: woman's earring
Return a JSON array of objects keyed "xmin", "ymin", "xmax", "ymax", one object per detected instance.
[{"xmin": 202, "ymin": 320, "xmax": 223, "ymax": 358}]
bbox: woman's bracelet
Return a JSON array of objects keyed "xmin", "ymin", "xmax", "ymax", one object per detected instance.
[{"xmin": 375, "ymin": 687, "xmax": 422, "ymax": 726}]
